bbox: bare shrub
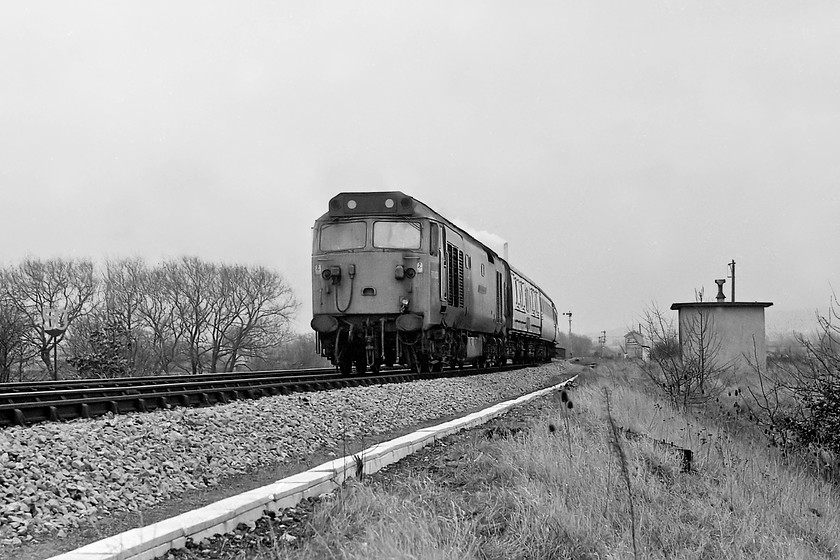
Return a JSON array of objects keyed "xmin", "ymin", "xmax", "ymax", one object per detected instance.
[
  {"xmin": 747, "ymin": 296, "xmax": 840, "ymax": 474},
  {"xmin": 639, "ymin": 305, "xmax": 732, "ymax": 408}
]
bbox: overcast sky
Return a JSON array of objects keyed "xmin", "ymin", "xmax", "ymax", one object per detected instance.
[{"xmin": 1, "ymin": 1, "xmax": 838, "ymax": 338}]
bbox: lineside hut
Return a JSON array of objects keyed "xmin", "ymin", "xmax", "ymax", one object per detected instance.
[{"xmin": 669, "ymin": 301, "xmax": 773, "ymax": 375}]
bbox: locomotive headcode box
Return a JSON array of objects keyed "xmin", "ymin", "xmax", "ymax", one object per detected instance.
[{"xmin": 328, "ymin": 192, "xmax": 415, "ymax": 217}]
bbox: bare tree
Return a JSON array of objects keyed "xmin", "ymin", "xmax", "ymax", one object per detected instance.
[
  {"xmin": 136, "ymin": 258, "xmax": 298, "ymax": 374},
  {"xmin": 205, "ymin": 264, "xmax": 247, "ymax": 372},
  {"xmin": 640, "ymin": 304, "xmax": 732, "ymax": 408},
  {"xmin": 168, "ymin": 257, "xmax": 214, "ymax": 374},
  {"xmin": 0, "ymin": 256, "xmax": 301, "ymax": 379},
  {"xmin": 212, "ymin": 265, "xmax": 298, "ymax": 372},
  {"xmin": 137, "ymin": 265, "xmax": 184, "ymax": 374},
  {"xmin": 102, "ymin": 258, "xmax": 147, "ymax": 372},
  {"xmin": 202, "ymin": 264, "xmax": 297, "ymax": 371},
  {"xmin": 0, "ymin": 291, "xmax": 30, "ymax": 383},
  {"xmin": 1, "ymin": 258, "xmax": 97, "ymax": 379}
]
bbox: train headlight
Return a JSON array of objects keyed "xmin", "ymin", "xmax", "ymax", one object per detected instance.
[
  {"xmin": 400, "ymin": 297, "xmax": 409, "ymax": 312},
  {"xmin": 405, "ymin": 267, "xmax": 416, "ymax": 278},
  {"xmin": 322, "ymin": 265, "xmax": 341, "ymax": 282},
  {"xmin": 395, "ymin": 265, "xmax": 405, "ymax": 280}
]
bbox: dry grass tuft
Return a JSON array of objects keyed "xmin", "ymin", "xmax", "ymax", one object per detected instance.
[{"xmin": 265, "ymin": 362, "xmax": 840, "ymax": 559}]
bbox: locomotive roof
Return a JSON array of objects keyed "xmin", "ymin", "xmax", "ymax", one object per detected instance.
[
  {"xmin": 320, "ymin": 191, "xmax": 553, "ymax": 300},
  {"xmin": 321, "ymin": 191, "xmax": 501, "ymax": 252}
]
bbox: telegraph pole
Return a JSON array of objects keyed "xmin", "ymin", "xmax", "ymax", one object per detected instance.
[{"xmin": 728, "ymin": 259, "xmax": 736, "ymax": 302}]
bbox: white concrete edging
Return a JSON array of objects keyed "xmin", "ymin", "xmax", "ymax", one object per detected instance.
[{"xmin": 48, "ymin": 374, "xmax": 576, "ymax": 560}]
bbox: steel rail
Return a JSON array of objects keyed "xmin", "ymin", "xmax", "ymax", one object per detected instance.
[
  {"xmin": 0, "ymin": 363, "xmax": 532, "ymax": 428},
  {"xmin": 0, "ymin": 371, "xmax": 348, "ymax": 405},
  {"xmin": 0, "ymin": 367, "xmax": 338, "ymax": 394}
]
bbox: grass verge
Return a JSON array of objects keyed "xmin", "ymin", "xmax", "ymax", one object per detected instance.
[{"xmin": 218, "ymin": 363, "xmax": 840, "ymax": 559}]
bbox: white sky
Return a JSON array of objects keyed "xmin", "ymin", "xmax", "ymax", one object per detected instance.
[{"xmin": 1, "ymin": 1, "xmax": 838, "ymax": 338}]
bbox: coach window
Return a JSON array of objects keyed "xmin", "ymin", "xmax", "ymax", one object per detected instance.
[
  {"xmin": 320, "ymin": 222, "xmax": 366, "ymax": 251},
  {"xmin": 373, "ymin": 221, "xmax": 421, "ymax": 249}
]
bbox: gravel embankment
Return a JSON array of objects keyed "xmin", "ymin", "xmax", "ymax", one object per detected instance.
[{"xmin": 0, "ymin": 364, "xmax": 566, "ymax": 549}]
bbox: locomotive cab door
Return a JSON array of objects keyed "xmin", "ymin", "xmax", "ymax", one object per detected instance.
[{"xmin": 436, "ymin": 223, "xmax": 447, "ymax": 311}]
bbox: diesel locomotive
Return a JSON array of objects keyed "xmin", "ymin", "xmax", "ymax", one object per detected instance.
[{"xmin": 310, "ymin": 191, "xmax": 559, "ymax": 374}]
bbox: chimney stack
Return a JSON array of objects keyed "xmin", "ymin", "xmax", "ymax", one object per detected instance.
[{"xmin": 715, "ymin": 279, "xmax": 726, "ymax": 302}]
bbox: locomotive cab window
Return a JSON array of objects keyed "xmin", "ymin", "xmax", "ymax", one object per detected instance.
[
  {"xmin": 373, "ymin": 221, "xmax": 421, "ymax": 249},
  {"xmin": 320, "ymin": 222, "xmax": 367, "ymax": 251}
]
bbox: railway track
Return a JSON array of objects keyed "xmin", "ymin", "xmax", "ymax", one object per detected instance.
[{"xmin": 0, "ymin": 363, "xmax": 530, "ymax": 428}]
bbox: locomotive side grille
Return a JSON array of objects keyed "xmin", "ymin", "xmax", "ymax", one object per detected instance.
[
  {"xmin": 458, "ymin": 249, "xmax": 465, "ymax": 305},
  {"xmin": 496, "ymin": 270, "xmax": 503, "ymax": 321},
  {"xmin": 446, "ymin": 245, "xmax": 452, "ymax": 306},
  {"xmin": 446, "ymin": 242, "xmax": 464, "ymax": 308}
]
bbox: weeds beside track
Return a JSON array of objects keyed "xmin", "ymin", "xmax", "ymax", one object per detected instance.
[{"xmin": 190, "ymin": 361, "xmax": 840, "ymax": 560}]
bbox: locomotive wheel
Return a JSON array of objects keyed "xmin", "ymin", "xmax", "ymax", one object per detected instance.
[
  {"xmin": 410, "ymin": 354, "xmax": 430, "ymax": 373},
  {"xmin": 355, "ymin": 355, "xmax": 366, "ymax": 375},
  {"xmin": 338, "ymin": 352, "xmax": 353, "ymax": 376},
  {"xmin": 336, "ymin": 330, "xmax": 353, "ymax": 375}
]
